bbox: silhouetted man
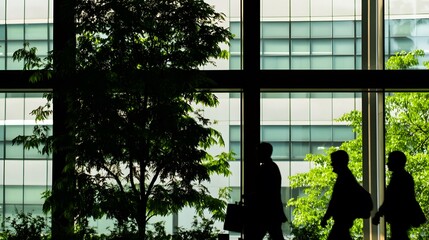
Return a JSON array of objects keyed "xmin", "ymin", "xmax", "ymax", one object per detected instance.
[
  {"xmin": 321, "ymin": 150, "xmax": 360, "ymax": 240},
  {"xmin": 372, "ymin": 150, "xmax": 426, "ymax": 240},
  {"xmin": 252, "ymin": 142, "xmax": 287, "ymax": 240}
]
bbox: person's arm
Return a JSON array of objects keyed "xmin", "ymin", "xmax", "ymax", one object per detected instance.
[
  {"xmin": 372, "ymin": 206, "xmax": 384, "ymax": 225},
  {"xmin": 372, "ymin": 177, "xmax": 391, "ymax": 225},
  {"xmin": 321, "ymin": 190, "xmax": 335, "ymax": 227},
  {"xmin": 321, "ymin": 211, "xmax": 331, "ymax": 227}
]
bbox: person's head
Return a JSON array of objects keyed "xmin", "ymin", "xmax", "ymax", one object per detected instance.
[
  {"xmin": 387, "ymin": 150, "xmax": 406, "ymax": 172},
  {"xmin": 330, "ymin": 150, "xmax": 349, "ymax": 173},
  {"xmin": 257, "ymin": 142, "xmax": 273, "ymax": 163}
]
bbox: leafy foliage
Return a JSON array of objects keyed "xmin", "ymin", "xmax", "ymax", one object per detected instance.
[
  {"xmin": 289, "ymin": 222, "xmax": 323, "ymax": 240},
  {"xmin": 385, "ymin": 49, "xmax": 428, "ymax": 70},
  {"xmin": 1, "ymin": 210, "xmax": 50, "ymax": 240},
  {"xmin": 142, "ymin": 217, "xmax": 220, "ymax": 240}
]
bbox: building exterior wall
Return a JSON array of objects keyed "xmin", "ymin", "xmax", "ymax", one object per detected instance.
[{"xmin": 0, "ymin": 92, "xmax": 51, "ymax": 223}]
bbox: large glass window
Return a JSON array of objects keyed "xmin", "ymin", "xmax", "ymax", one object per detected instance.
[
  {"xmin": 255, "ymin": 91, "xmax": 361, "ymax": 236},
  {"xmin": 1, "ymin": 0, "xmax": 429, "ymax": 239},
  {"xmin": 0, "ymin": 0, "xmax": 53, "ymax": 70},
  {"xmin": 0, "ymin": 92, "xmax": 52, "ymax": 228}
]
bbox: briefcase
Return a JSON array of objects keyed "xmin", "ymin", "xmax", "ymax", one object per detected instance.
[{"xmin": 223, "ymin": 202, "xmax": 244, "ymax": 232}]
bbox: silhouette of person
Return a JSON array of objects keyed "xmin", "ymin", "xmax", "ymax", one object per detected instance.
[
  {"xmin": 321, "ymin": 150, "xmax": 360, "ymax": 240},
  {"xmin": 251, "ymin": 142, "xmax": 287, "ymax": 240},
  {"xmin": 372, "ymin": 150, "xmax": 425, "ymax": 240}
]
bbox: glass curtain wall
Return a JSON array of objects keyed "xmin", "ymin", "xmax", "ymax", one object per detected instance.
[
  {"xmin": 200, "ymin": 91, "xmax": 361, "ymax": 238},
  {"xmin": 0, "ymin": 0, "xmax": 54, "ymax": 230},
  {"xmin": 0, "ymin": 92, "xmax": 51, "ymax": 226},
  {"xmin": 0, "ymin": 0, "xmax": 428, "ymax": 239}
]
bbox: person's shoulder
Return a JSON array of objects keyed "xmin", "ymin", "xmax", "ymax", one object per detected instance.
[
  {"xmin": 265, "ymin": 158, "xmax": 276, "ymax": 165},
  {"xmin": 398, "ymin": 169, "xmax": 412, "ymax": 177},
  {"xmin": 265, "ymin": 160, "xmax": 281, "ymax": 171}
]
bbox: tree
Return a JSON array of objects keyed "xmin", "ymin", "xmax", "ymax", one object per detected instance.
[
  {"xmin": 385, "ymin": 49, "xmax": 429, "ymax": 70},
  {"xmin": 13, "ymin": 0, "xmax": 234, "ymax": 239},
  {"xmin": 288, "ymin": 50, "xmax": 429, "ymax": 239}
]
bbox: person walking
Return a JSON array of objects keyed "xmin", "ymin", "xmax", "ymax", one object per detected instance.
[
  {"xmin": 372, "ymin": 150, "xmax": 426, "ymax": 240},
  {"xmin": 321, "ymin": 149, "xmax": 364, "ymax": 240},
  {"xmin": 250, "ymin": 142, "xmax": 287, "ymax": 240}
]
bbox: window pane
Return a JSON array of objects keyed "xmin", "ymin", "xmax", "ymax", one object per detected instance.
[
  {"xmin": 7, "ymin": 40, "xmax": 24, "ymax": 56},
  {"xmin": 25, "ymin": 0, "xmax": 49, "ymax": 20},
  {"xmin": 230, "ymin": 39, "xmax": 240, "ymax": 53},
  {"xmin": 25, "ymin": 24, "xmax": 48, "ymax": 39},
  {"xmin": 333, "ymin": 126, "xmax": 354, "ymax": 141},
  {"xmin": 291, "ymin": 126, "xmax": 310, "ymax": 141},
  {"xmin": 24, "ymin": 186, "xmax": 45, "ymax": 204},
  {"xmin": 262, "ymin": 56, "xmax": 290, "ymax": 69},
  {"xmin": 230, "ymin": 22, "xmax": 241, "ymax": 38},
  {"xmin": 333, "ymin": 39, "xmax": 355, "ymax": 55},
  {"xmin": 311, "ymin": 39, "xmax": 332, "ymax": 54},
  {"xmin": 311, "ymin": 22, "xmax": 332, "ymax": 38},
  {"xmin": 262, "ymin": 98, "xmax": 290, "ymax": 121},
  {"xmin": 263, "ymin": 39, "xmax": 289, "ymax": 54},
  {"xmin": 291, "ymin": 142, "xmax": 310, "ymax": 160},
  {"xmin": 230, "ymin": 125, "xmax": 240, "ymax": 141},
  {"xmin": 311, "ymin": 142, "xmax": 333, "ymax": 155},
  {"xmin": 291, "ymin": 40, "xmax": 310, "ymax": 54},
  {"xmin": 5, "ymin": 186, "xmax": 23, "ymax": 204},
  {"xmin": 311, "ymin": 126, "xmax": 332, "ymax": 141},
  {"xmin": 7, "ymin": 25, "xmax": 23, "ymax": 40},
  {"xmin": 24, "ymin": 204, "xmax": 44, "ymax": 215},
  {"xmin": 311, "ymin": 56, "xmax": 332, "ymax": 69},
  {"xmin": 229, "ymin": 56, "xmax": 241, "ymax": 69},
  {"xmin": 311, "ymin": 98, "xmax": 333, "ymax": 120},
  {"xmin": 262, "ymin": 22, "xmax": 289, "ymax": 38},
  {"xmin": 5, "ymin": 125, "xmax": 22, "ymax": 140},
  {"xmin": 333, "ymin": 21, "xmax": 355, "ymax": 37},
  {"xmin": 24, "ymin": 161, "xmax": 48, "ymax": 185},
  {"xmin": 291, "ymin": 56, "xmax": 310, "ymax": 69},
  {"xmin": 262, "ymin": 126, "xmax": 289, "ymax": 141},
  {"xmin": 0, "ymin": 25, "xmax": 5, "ymax": 40},
  {"xmin": 291, "ymin": 22, "xmax": 310, "ymax": 38},
  {"xmin": 272, "ymin": 142, "xmax": 289, "ymax": 160},
  {"xmin": 7, "ymin": 56, "xmax": 24, "ymax": 70},
  {"xmin": 333, "ymin": 56, "xmax": 355, "ymax": 69},
  {"xmin": 291, "ymin": 0, "xmax": 310, "ymax": 18},
  {"xmin": 230, "ymin": 142, "xmax": 240, "ymax": 160},
  {"xmin": 5, "ymin": 160, "xmax": 24, "ymax": 185},
  {"xmin": 5, "ymin": 142, "xmax": 23, "ymax": 159},
  {"xmin": 7, "ymin": 0, "xmax": 24, "ymax": 21}
]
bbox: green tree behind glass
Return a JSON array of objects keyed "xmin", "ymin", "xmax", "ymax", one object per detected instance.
[{"xmin": 13, "ymin": 0, "xmax": 234, "ymax": 239}]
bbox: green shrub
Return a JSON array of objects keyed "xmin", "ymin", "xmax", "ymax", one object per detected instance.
[
  {"xmin": 145, "ymin": 217, "xmax": 220, "ymax": 240},
  {"xmin": 2, "ymin": 210, "xmax": 50, "ymax": 240}
]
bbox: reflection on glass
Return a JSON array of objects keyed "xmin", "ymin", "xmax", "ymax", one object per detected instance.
[{"xmin": 385, "ymin": 0, "xmax": 429, "ymax": 67}]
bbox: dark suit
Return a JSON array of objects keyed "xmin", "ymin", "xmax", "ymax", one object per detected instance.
[
  {"xmin": 253, "ymin": 159, "xmax": 287, "ymax": 240},
  {"xmin": 379, "ymin": 169, "xmax": 415, "ymax": 240},
  {"xmin": 324, "ymin": 167, "xmax": 358, "ymax": 240}
]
